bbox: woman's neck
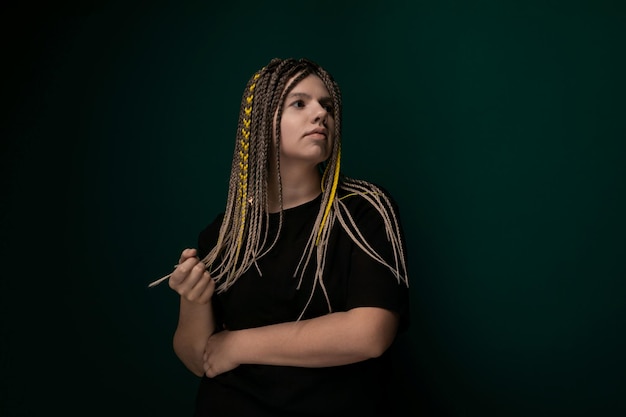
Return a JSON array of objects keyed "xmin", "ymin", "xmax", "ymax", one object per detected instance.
[{"xmin": 267, "ymin": 165, "xmax": 322, "ymax": 213}]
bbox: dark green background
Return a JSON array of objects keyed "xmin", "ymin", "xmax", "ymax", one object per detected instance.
[{"xmin": 2, "ymin": 1, "xmax": 624, "ymax": 416}]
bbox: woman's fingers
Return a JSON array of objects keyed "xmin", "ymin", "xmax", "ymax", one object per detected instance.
[
  {"xmin": 170, "ymin": 256, "xmax": 214, "ymax": 304},
  {"xmin": 178, "ymin": 248, "xmax": 197, "ymax": 264}
]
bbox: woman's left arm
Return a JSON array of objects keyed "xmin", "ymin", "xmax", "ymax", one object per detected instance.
[{"xmin": 202, "ymin": 306, "xmax": 399, "ymax": 377}]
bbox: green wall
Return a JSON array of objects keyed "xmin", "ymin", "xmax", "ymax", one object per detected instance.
[{"xmin": 2, "ymin": 1, "xmax": 624, "ymax": 416}]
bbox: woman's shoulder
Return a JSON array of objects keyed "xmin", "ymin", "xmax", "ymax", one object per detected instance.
[
  {"xmin": 199, "ymin": 212, "xmax": 225, "ymax": 234},
  {"xmin": 337, "ymin": 179, "xmax": 399, "ymax": 211},
  {"xmin": 197, "ymin": 212, "xmax": 225, "ymax": 257},
  {"xmin": 335, "ymin": 180, "xmax": 403, "ymax": 234}
]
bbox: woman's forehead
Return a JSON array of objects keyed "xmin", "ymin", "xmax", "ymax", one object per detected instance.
[{"xmin": 284, "ymin": 73, "xmax": 327, "ymax": 96}]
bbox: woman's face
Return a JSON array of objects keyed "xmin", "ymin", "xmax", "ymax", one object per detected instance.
[{"xmin": 274, "ymin": 74, "xmax": 335, "ymax": 168}]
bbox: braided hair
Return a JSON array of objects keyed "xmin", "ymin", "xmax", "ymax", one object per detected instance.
[{"xmin": 201, "ymin": 58, "xmax": 408, "ymax": 317}]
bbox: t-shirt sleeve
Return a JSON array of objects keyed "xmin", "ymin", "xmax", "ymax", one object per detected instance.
[{"xmin": 343, "ymin": 191, "xmax": 410, "ymax": 333}]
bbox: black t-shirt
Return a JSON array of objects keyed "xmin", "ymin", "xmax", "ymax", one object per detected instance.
[{"xmin": 193, "ymin": 189, "xmax": 409, "ymax": 417}]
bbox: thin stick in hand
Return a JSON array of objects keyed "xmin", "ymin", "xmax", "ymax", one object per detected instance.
[{"xmin": 148, "ymin": 264, "xmax": 178, "ymax": 288}]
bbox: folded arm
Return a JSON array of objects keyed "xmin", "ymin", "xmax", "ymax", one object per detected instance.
[
  {"xmin": 203, "ymin": 306, "xmax": 399, "ymax": 377},
  {"xmin": 173, "ymin": 299, "xmax": 215, "ymax": 376}
]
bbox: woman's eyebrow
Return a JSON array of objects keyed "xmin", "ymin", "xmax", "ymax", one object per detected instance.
[
  {"xmin": 286, "ymin": 92, "xmax": 332, "ymax": 102},
  {"xmin": 286, "ymin": 92, "xmax": 312, "ymax": 99}
]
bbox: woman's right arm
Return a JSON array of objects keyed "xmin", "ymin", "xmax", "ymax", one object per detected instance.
[{"xmin": 169, "ymin": 248, "xmax": 217, "ymax": 376}]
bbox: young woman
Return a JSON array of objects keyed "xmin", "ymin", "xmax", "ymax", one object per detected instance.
[{"xmin": 153, "ymin": 57, "xmax": 410, "ymax": 417}]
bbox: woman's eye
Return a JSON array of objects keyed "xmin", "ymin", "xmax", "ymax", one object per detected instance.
[
  {"xmin": 324, "ymin": 104, "xmax": 334, "ymax": 112},
  {"xmin": 292, "ymin": 100, "xmax": 305, "ymax": 108}
]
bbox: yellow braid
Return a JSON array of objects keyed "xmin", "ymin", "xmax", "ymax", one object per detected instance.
[
  {"xmin": 316, "ymin": 147, "xmax": 341, "ymax": 245},
  {"xmin": 235, "ymin": 72, "xmax": 261, "ymax": 254}
]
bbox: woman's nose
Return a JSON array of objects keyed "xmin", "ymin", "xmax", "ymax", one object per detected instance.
[{"xmin": 313, "ymin": 103, "xmax": 328, "ymax": 124}]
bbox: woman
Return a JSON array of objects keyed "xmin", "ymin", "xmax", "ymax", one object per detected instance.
[{"xmin": 153, "ymin": 57, "xmax": 410, "ymax": 417}]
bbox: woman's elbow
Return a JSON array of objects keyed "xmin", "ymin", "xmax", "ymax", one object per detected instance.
[{"xmin": 173, "ymin": 334, "xmax": 205, "ymax": 377}]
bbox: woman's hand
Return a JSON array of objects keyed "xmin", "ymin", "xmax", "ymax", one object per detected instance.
[
  {"xmin": 169, "ymin": 248, "xmax": 215, "ymax": 305},
  {"xmin": 203, "ymin": 329, "xmax": 240, "ymax": 377}
]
